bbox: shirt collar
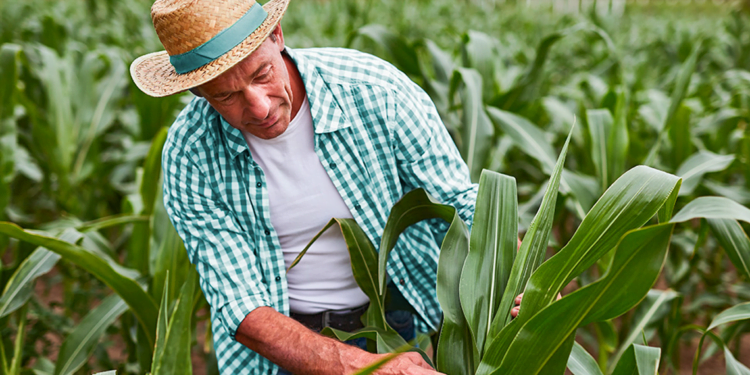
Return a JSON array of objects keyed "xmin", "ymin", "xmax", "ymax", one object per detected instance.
[{"xmin": 219, "ymin": 47, "xmax": 351, "ymax": 159}]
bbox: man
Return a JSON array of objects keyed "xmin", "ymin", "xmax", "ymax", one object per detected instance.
[{"xmin": 130, "ymin": 0, "xmax": 477, "ymax": 373}]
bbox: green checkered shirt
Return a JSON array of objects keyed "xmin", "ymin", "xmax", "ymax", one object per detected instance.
[{"xmin": 162, "ymin": 47, "xmax": 477, "ymax": 374}]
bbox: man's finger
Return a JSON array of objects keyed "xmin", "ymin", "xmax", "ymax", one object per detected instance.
[
  {"xmin": 515, "ymin": 293, "xmax": 524, "ymax": 305},
  {"xmin": 511, "ymin": 306, "xmax": 520, "ymax": 318}
]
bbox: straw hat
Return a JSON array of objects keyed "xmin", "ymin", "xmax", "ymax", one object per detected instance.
[{"xmin": 130, "ymin": 0, "xmax": 290, "ymax": 97}]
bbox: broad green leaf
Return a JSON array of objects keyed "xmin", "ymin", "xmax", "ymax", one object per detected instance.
[
  {"xmin": 450, "ymin": 68, "xmax": 494, "ymax": 181},
  {"xmin": 707, "ymin": 219, "xmax": 750, "ymax": 280},
  {"xmin": 436, "ymin": 212, "xmax": 477, "ymax": 374},
  {"xmin": 644, "ymin": 40, "xmax": 702, "ymax": 166},
  {"xmin": 567, "ymin": 342, "xmax": 603, "ymax": 375},
  {"xmin": 499, "ymin": 31, "xmax": 564, "ymax": 111},
  {"xmin": 74, "ymin": 214, "xmax": 149, "ymax": 233},
  {"xmin": 586, "ymin": 109, "xmax": 614, "ymax": 190},
  {"xmin": 610, "ymin": 289, "xmax": 679, "ymax": 369},
  {"xmin": 608, "ymin": 89, "xmax": 629, "ymax": 184},
  {"xmin": 707, "ymin": 301, "xmax": 750, "ymax": 331},
  {"xmin": 479, "ymin": 166, "xmax": 680, "ymax": 372},
  {"xmin": 670, "ymin": 196, "xmax": 750, "ymax": 224},
  {"xmin": 484, "ymin": 224, "xmax": 673, "ymax": 374},
  {"xmin": 460, "ymin": 171, "xmax": 517, "ymax": 356},
  {"xmin": 152, "ymin": 223, "xmax": 189, "ymax": 304},
  {"xmin": 461, "ymin": 31, "xmax": 499, "ymax": 101},
  {"xmin": 611, "ymin": 344, "xmax": 661, "ymax": 375},
  {"xmin": 658, "ymin": 179, "xmax": 682, "ymax": 223},
  {"xmin": 676, "ymin": 151, "xmax": 735, "ymax": 196},
  {"xmin": 54, "ymin": 294, "xmax": 128, "ymax": 375},
  {"xmin": 703, "ymin": 180, "xmax": 750, "ymax": 204},
  {"xmin": 485, "ymin": 107, "xmax": 593, "ymax": 217},
  {"xmin": 92, "ymin": 372, "xmax": 116, "ymax": 375},
  {"xmin": 0, "ymin": 222, "xmax": 158, "ymax": 346},
  {"xmin": 150, "ymin": 276, "xmax": 170, "ymax": 375},
  {"xmin": 347, "ymin": 24, "xmax": 421, "ymax": 77},
  {"xmin": 292, "ymin": 218, "xmax": 387, "ymax": 329},
  {"xmin": 378, "ymin": 189, "xmax": 456, "ymax": 297},
  {"xmin": 491, "ymin": 126, "xmax": 572, "ymax": 336},
  {"xmin": 151, "ymin": 269, "xmax": 198, "ymax": 375},
  {"xmin": 130, "ymin": 126, "xmax": 169, "ymax": 275},
  {"xmin": 725, "ymin": 346, "xmax": 750, "ymax": 375},
  {"xmin": 486, "ymin": 107, "xmax": 556, "ymax": 171},
  {"xmin": 0, "ymin": 44, "xmax": 22, "ymax": 232},
  {"xmin": 0, "ymin": 248, "xmax": 60, "ymax": 318}
]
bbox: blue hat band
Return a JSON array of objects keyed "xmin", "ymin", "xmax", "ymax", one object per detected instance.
[{"xmin": 169, "ymin": 2, "xmax": 268, "ymax": 74}]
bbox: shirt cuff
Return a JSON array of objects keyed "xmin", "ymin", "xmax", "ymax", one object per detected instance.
[{"xmin": 218, "ymin": 294, "xmax": 272, "ymax": 340}]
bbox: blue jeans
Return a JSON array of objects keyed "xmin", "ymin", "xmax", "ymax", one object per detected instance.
[{"xmin": 277, "ymin": 310, "xmax": 415, "ymax": 374}]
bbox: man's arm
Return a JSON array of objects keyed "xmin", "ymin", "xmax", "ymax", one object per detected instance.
[{"xmin": 236, "ymin": 307, "xmax": 442, "ymax": 375}]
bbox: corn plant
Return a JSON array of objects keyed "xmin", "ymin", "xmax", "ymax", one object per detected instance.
[{"xmin": 292, "ymin": 124, "xmax": 750, "ymax": 374}]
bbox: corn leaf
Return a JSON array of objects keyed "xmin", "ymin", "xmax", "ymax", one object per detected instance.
[
  {"xmin": 482, "ymin": 224, "xmax": 673, "ymax": 374},
  {"xmin": 450, "ymin": 68, "xmax": 494, "ymax": 181},
  {"xmin": 479, "ymin": 166, "xmax": 680, "ymax": 372},
  {"xmin": 54, "ymin": 294, "xmax": 128, "ymax": 375},
  {"xmin": 586, "ymin": 108, "xmax": 614, "ymax": 190},
  {"xmin": 491, "ymin": 125, "xmax": 572, "ymax": 336},
  {"xmin": 725, "ymin": 346, "xmax": 750, "ymax": 375},
  {"xmin": 129, "ymin": 126, "xmax": 169, "ymax": 275},
  {"xmin": 291, "ymin": 218, "xmax": 387, "ymax": 329},
  {"xmin": 0, "ymin": 44, "xmax": 22, "ymax": 232},
  {"xmin": 611, "ymin": 344, "xmax": 661, "ymax": 375},
  {"xmin": 377, "ymin": 188, "xmax": 456, "ymax": 297},
  {"xmin": 460, "ymin": 171, "xmax": 517, "ymax": 356},
  {"xmin": 644, "ymin": 40, "xmax": 702, "ymax": 166},
  {"xmin": 608, "ymin": 89, "xmax": 629, "ymax": 185},
  {"xmin": 676, "ymin": 151, "xmax": 735, "ymax": 196},
  {"xmin": 670, "ymin": 196, "xmax": 750, "ymax": 223},
  {"xmin": 436, "ymin": 213, "xmax": 476, "ymax": 374},
  {"xmin": 567, "ymin": 342, "xmax": 603, "ymax": 375},
  {"xmin": 347, "ymin": 24, "xmax": 421, "ymax": 77},
  {"xmin": 609, "ymin": 289, "xmax": 679, "ymax": 370},
  {"xmin": 151, "ymin": 268, "xmax": 198, "ymax": 375},
  {"xmin": 707, "ymin": 218, "xmax": 750, "ymax": 280},
  {"xmin": 707, "ymin": 301, "xmax": 750, "ymax": 331},
  {"xmin": 0, "ymin": 248, "xmax": 60, "ymax": 318},
  {"xmin": 151, "ymin": 223, "xmax": 189, "ymax": 304},
  {"xmin": 0, "ymin": 222, "xmax": 158, "ymax": 346}
]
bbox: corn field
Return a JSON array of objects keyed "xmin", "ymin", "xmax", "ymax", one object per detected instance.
[{"xmin": 0, "ymin": 0, "xmax": 749, "ymax": 374}]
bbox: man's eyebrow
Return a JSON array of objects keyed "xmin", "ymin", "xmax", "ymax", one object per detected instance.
[{"xmin": 209, "ymin": 62, "xmax": 270, "ymax": 98}]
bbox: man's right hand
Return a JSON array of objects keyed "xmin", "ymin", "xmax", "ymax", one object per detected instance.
[{"xmin": 236, "ymin": 306, "xmax": 443, "ymax": 375}]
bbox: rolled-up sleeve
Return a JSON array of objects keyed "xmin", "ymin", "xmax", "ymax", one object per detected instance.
[
  {"xmin": 390, "ymin": 72, "xmax": 478, "ymax": 226},
  {"xmin": 162, "ymin": 130, "xmax": 271, "ymax": 339}
]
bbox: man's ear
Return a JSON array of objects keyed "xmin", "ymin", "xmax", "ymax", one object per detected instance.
[{"xmin": 270, "ymin": 24, "xmax": 285, "ymax": 52}]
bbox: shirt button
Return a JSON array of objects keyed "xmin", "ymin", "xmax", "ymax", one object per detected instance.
[
  {"xmin": 399, "ymin": 278, "xmax": 406, "ymax": 286},
  {"xmin": 330, "ymin": 162, "xmax": 337, "ymax": 169},
  {"xmin": 354, "ymin": 204, "xmax": 361, "ymax": 210},
  {"xmin": 256, "ymin": 182, "xmax": 262, "ymax": 188},
  {"xmin": 264, "ymin": 230, "xmax": 271, "ymax": 235},
  {"xmin": 275, "ymin": 276, "xmax": 281, "ymax": 281}
]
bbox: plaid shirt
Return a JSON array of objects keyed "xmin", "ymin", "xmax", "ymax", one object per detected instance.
[{"xmin": 163, "ymin": 47, "xmax": 477, "ymax": 374}]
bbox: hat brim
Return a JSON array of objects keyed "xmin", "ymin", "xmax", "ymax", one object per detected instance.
[{"xmin": 130, "ymin": 0, "xmax": 289, "ymax": 97}]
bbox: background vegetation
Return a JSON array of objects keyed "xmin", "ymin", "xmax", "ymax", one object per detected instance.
[{"xmin": 0, "ymin": 0, "xmax": 749, "ymax": 374}]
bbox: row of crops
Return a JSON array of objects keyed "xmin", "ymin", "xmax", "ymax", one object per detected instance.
[{"xmin": 0, "ymin": 0, "xmax": 749, "ymax": 373}]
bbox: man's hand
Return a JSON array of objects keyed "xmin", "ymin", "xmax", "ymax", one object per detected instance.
[
  {"xmin": 510, "ymin": 292, "xmax": 563, "ymax": 318},
  {"xmin": 236, "ymin": 307, "xmax": 442, "ymax": 375},
  {"xmin": 358, "ymin": 352, "xmax": 443, "ymax": 375}
]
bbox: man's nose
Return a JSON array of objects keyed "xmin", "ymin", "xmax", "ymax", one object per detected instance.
[{"xmin": 241, "ymin": 86, "xmax": 271, "ymax": 121}]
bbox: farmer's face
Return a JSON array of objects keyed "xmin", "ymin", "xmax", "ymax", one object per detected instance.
[{"xmin": 198, "ymin": 25, "xmax": 303, "ymax": 140}]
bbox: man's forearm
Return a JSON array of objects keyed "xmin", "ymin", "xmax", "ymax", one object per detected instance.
[{"xmin": 235, "ymin": 306, "xmax": 373, "ymax": 374}]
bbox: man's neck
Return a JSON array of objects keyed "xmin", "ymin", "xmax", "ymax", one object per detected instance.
[{"xmin": 283, "ymin": 51, "xmax": 307, "ymax": 121}]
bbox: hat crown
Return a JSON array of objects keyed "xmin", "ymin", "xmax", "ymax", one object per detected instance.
[{"xmin": 151, "ymin": 0, "xmax": 256, "ymax": 56}]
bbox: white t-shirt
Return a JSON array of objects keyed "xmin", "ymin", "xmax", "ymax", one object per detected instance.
[{"xmin": 241, "ymin": 97, "xmax": 370, "ymax": 314}]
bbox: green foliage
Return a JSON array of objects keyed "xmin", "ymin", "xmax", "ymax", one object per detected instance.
[{"xmin": 0, "ymin": 0, "xmax": 749, "ymax": 373}]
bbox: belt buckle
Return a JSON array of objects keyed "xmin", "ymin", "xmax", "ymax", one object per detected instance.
[{"xmin": 322, "ymin": 310, "xmax": 332, "ymax": 330}]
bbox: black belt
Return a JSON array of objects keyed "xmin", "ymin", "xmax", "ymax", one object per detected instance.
[{"xmin": 290, "ymin": 304, "xmax": 368, "ymax": 332}]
